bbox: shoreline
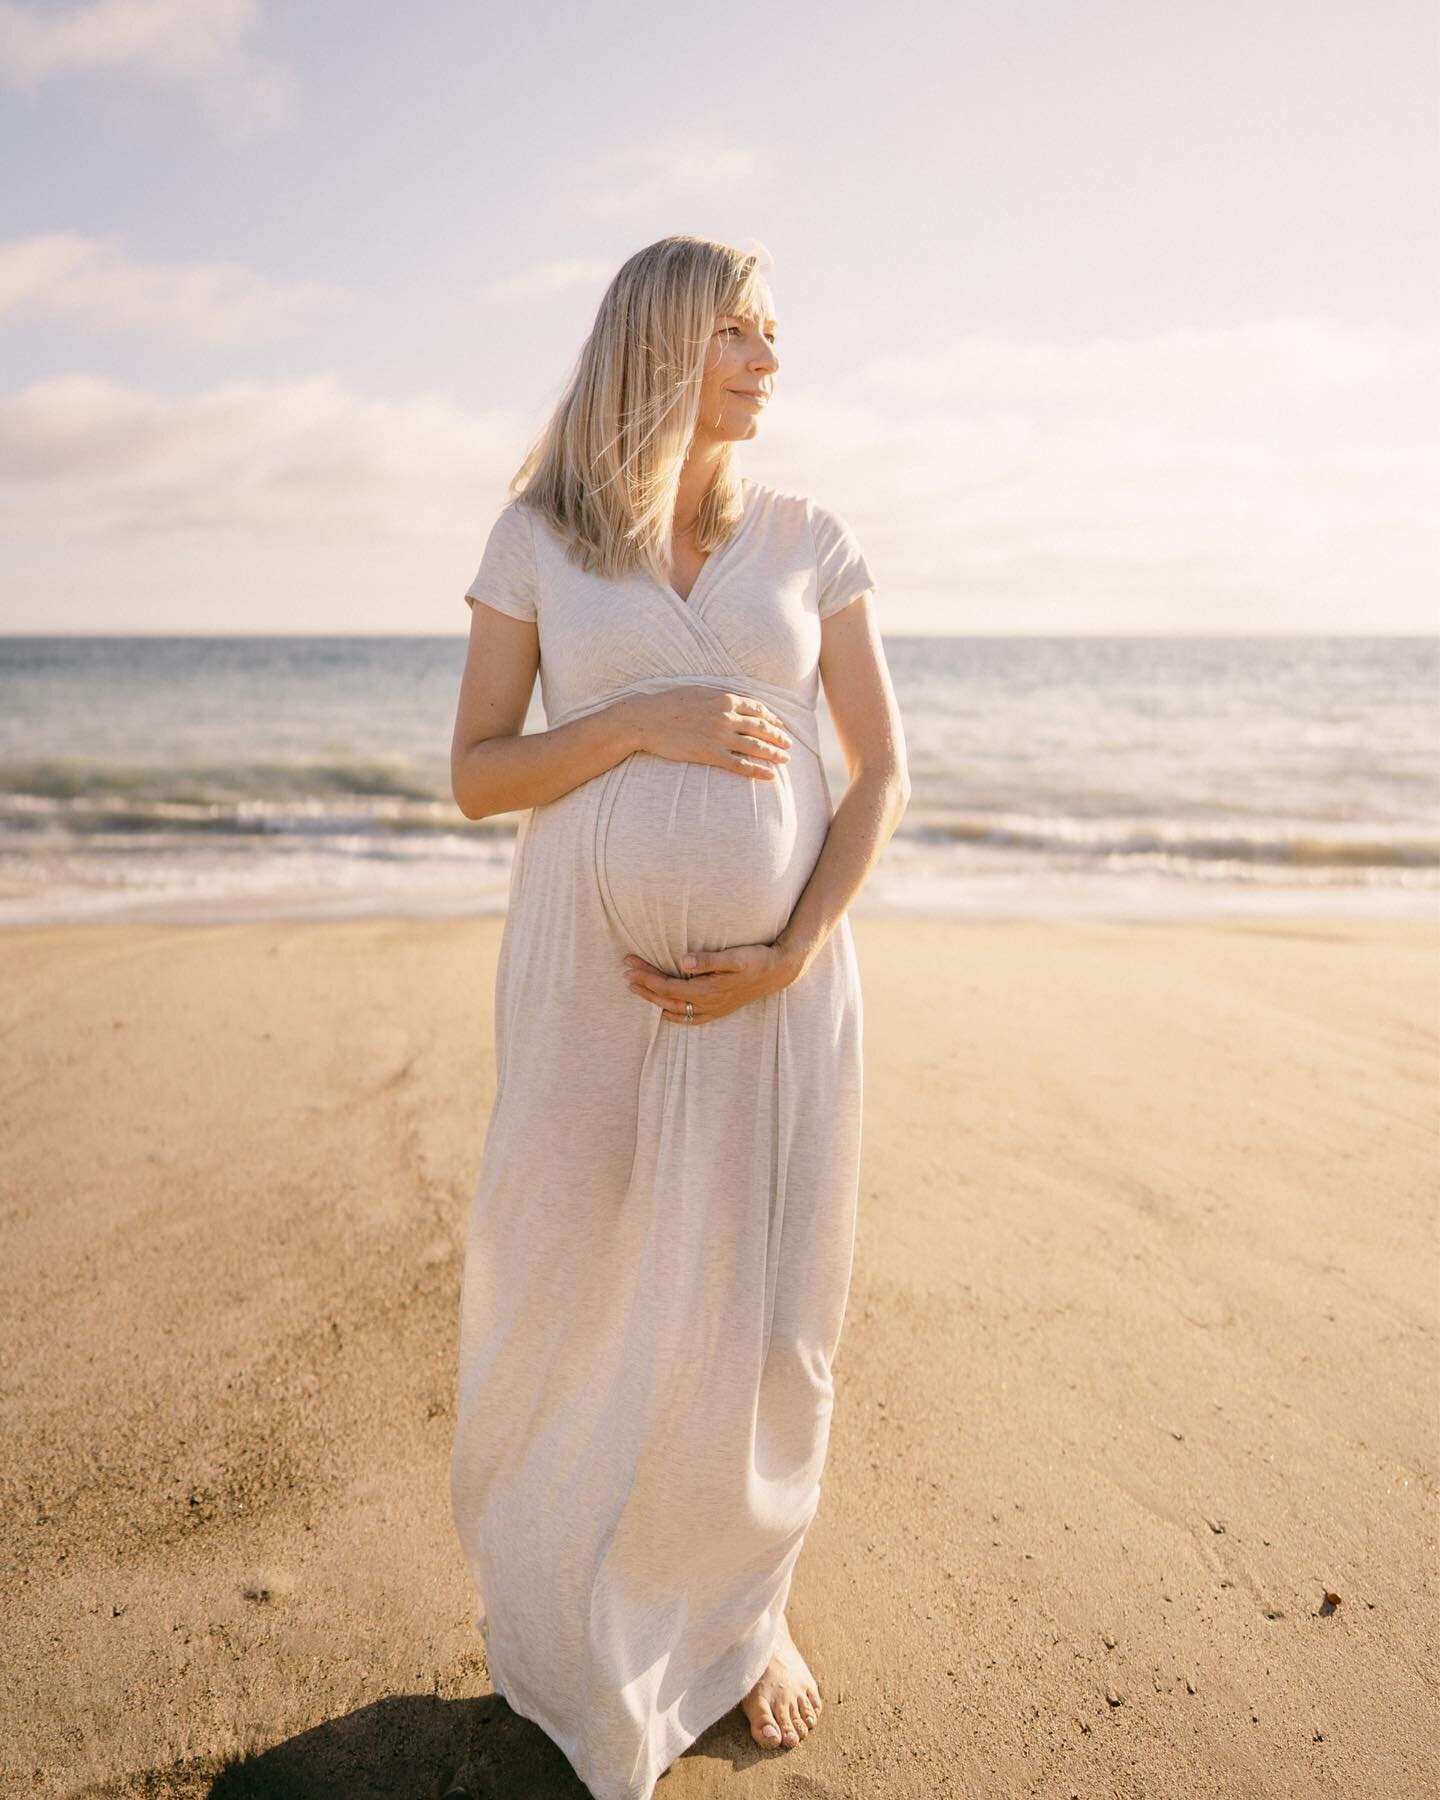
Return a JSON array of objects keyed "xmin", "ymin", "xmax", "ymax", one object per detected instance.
[{"xmin": 2, "ymin": 879, "xmax": 1437, "ymax": 933}]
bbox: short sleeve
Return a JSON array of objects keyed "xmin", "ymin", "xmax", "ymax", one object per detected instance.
[
  {"xmin": 810, "ymin": 499, "xmax": 876, "ymax": 619},
  {"xmin": 464, "ymin": 501, "xmax": 539, "ymax": 622}
]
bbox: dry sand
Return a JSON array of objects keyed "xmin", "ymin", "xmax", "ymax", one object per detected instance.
[{"xmin": 1, "ymin": 912, "xmax": 1436, "ymax": 1799}]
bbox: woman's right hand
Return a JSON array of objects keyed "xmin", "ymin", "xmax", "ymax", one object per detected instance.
[{"xmin": 623, "ymin": 687, "xmax": 793, "ymax": 779}]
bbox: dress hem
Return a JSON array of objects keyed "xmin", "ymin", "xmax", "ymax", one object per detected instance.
[{"xmin": 486, "ymin": 1605, "xmax": 786, "ymax": 1800}]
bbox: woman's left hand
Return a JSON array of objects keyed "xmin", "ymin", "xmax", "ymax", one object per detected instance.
[{"xmin": 622, "ymin": 943, "xmax": 798, "ymax": 1024}]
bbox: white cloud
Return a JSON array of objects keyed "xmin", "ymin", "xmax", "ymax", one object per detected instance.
[
  {"xmin": 0, "ymin": 231, "xmax": 345, "ymax": 345},
  {"xmin": 0, "ymin": 372, "xmax": 512, "ymax": 541},
  {"xmin": 754, "ymin": 316, "xmax": 1440, "ymax": 628},
  {"xmin": 572, "ymin": 134, "xmax": 760, "ymax": 216},
  {"xmin": 0, "ymin": 0, "xmax": 294, "ymax": 138},
  {"xmin": 0, "ymin": 316, "xmax": 1434, "ymax": 631},
  {"xmin": 469, "ymin": 256, "xmax": 617, "ymax": 306},
  {"xmin": 858, "ymin": 316, "xmax": 1438, "ymax": 432}
]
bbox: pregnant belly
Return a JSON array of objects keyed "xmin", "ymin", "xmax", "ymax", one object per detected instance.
[{"xmin": 599, "ymin": 749, "xmax": 830, "ymax": 971}]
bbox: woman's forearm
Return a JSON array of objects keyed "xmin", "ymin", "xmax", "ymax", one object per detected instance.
[
  {"xmin": 453, "ymin": 698, "xmax": 642, "ymax": 820},
  {"xmin": 773, "ymin": 768, "xmax": 910, "ymax": 980}
]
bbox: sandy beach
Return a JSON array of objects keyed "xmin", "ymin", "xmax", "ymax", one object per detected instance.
[{"xmin": 2, "ymin": 910, "xmax": 1436, "ymax": 1800}]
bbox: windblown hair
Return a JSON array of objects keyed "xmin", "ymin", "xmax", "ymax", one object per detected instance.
[{"xmin": 506, "ymin": 234, "xmax": 774, "ymax": 586}]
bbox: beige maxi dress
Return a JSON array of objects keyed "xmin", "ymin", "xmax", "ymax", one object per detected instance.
[{"xmin": 449, "ymin": 477, "xmax": 876, "ymax": 1800}]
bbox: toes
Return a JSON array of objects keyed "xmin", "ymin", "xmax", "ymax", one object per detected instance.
[
  {"xmin": 747, "ymin": 1671, "xmax": 822, "ymax": 1752},
  {"xmin": 749, "ymin": 1701, "xmax": 782, "ymax": 1749}
]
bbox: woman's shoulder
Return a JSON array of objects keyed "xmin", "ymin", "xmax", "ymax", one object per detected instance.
[
  {"xmin": 504, "ymin": 494, "xmax": 568, "ymax": 558},
  {"xmin": 508, "ymin": 494, "xmax": 591, "ymax": 549},
  {"xmin": 745, "ymin": 479, "xmax": 856, "ymax": 542},
  {"xmin": 746, "ymin": 477, "xmax": 807, "ymax": 510}
]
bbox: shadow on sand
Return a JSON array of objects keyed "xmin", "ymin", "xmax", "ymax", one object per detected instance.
[{"xmin": 72, "ymin": 1686, "xmax": 782, "ymax": 1798}]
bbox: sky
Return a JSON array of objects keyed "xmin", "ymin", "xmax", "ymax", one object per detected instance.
[{"xmin": 0, "ymin": 0, "xmax": 1435, "ymax": 636}]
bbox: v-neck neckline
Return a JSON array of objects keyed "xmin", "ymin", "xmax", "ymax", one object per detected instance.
[{"xmin": 657, "ymin": 479, "xmax": 757, "ymax": 611}]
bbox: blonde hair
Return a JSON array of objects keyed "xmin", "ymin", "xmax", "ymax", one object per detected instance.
[{"xmin": 506, "ymin": 234, "xmax": 773, "ymax": 586}]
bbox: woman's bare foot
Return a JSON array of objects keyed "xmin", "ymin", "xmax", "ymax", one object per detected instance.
[{"xmin": 740, "ymin": 1614, "xmax": 823, "ymax": 1750}]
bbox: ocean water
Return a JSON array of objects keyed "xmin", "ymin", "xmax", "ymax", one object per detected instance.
[{"xmin": 1, "ymin": 634, "xmax": 1436, "ymax": 927}]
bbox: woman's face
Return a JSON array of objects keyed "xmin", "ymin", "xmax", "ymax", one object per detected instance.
[{"xmin": 694, "ymin": 304, "xmax": 780, "ymax": 440}]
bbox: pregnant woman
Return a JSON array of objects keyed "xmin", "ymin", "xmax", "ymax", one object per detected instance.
[{"xmin": 447, "ymin": 234, "xmax": 910, "ymax": 1800}]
